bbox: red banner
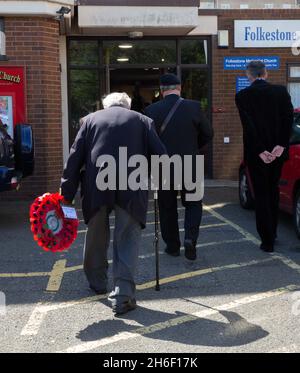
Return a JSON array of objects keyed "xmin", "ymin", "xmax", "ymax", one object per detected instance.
[{"xmin": 0, "ymin": 66, "xmax": 27, "ymax": 139}]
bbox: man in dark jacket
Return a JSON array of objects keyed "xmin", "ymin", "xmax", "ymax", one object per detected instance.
[
  {"xmin": 145, "ymin": 74, "xmax": 213, "ymax": 261},
  {"xmin": 236, "ymin": 61, "xmax": 294, "ymax": 253},
  {"xmin": 61, "ymin": 92, "xmax": 166, "ymax": 315}
]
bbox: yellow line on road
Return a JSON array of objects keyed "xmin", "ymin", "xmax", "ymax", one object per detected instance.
[
  {"xmin": 63, "ymin": 238, "xmax": 248, "ymax": 274},
  {"xmin": 136, "ymin": 257, "xmax": 274, "ymax": 291},
  {"xmin": 204, "ymin": 205, "xmax": 300, "ymax": 283},
  {"xmin": 203, "ymin": 204, "xmax": 260, "ymax": 245},
  {"xmin": 78, "ymin": 222, "xmax": 228, "ymax": 236},
  {"xmin": 0, "ymin": 272, "xmax": 50, "ymax": 278},
  {"xmin": 46, "ymin": 260, "xmax": 67, "ymax": 292},
  {"xmin": 21, "ymin": 256, "xmax": 275, "ymax": 336},
  {"xmin": 60, "ymin": 284, "xmax": 298, "ymax": 353}
]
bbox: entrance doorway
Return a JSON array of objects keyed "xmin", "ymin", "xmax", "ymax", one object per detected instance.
[
  {"xmin": 67, "ymin": 37, "xmax": 212, "ymax": 176},
  {"xmin": 109, "ymin": 67, "xmax": 176, "ymax": 113}
]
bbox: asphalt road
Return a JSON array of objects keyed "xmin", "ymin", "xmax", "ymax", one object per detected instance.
[{"xmin": 0, "ymin": 186, "xmax": 300, "ymax": 353}]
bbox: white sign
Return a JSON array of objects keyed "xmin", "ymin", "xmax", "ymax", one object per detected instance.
[
  {"xmin": 61, "ymin": 206, "xmax": 78, "ymax": 220},
  {"xmin": 235, "ymin": 20, "xmax": 300, "ymax": 48},
  {"xmin": 78, "ymin": 6, "xmax": 198, "ymax": 29}
]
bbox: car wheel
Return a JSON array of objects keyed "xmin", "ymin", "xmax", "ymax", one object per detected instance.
[
  {"xmin": 294, "ymin": 189, "xmax": 300, "ymax": 239},
  {"xmin": 239, "ymin": 168, "xmax": 254, "ymax": 210}
]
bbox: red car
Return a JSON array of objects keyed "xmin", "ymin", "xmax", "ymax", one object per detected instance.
[{"xmin": 239, "ymin": 110, "xmax": 300, "ymax": 239}]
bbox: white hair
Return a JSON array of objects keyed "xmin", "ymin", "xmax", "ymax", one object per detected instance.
[{"xmin": 102, "ymin": 92, "xmax": 132, "ymax": 110}]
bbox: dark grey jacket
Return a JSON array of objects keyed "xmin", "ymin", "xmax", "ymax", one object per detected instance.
[{"xmin": 61, "ymin": 106, "xmax": 166, "ymax": 227}]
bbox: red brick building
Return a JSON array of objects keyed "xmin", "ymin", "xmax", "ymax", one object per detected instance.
[
  {"xmin": 211, "ymin": 8, "xmax": 300, "ymax": 179},
  {"xmin": 0, "ymin": 1, "xmax": 299, "ymax": 198}
]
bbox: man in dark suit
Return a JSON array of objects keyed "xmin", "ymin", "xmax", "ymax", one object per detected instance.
[
  {"xmin": 61, "ymin": 92, "xmax": 166, "ymax": 315},
  {"xmin": 236, "ymin": 61, "xmax": 294, "ymax": 253},
  {"xmin": 145, "ymin": 74, "xmax": 213, "ymax": 260}
]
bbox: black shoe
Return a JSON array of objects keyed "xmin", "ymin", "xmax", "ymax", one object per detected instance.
[
  {"xmin": 260, "ymin": 243, "xmax": 274, "ymax": 253},
  {"xmin": 184, "ymin": 240, "xmax": 197, "ymax": 260},
  {"xmin": 89, "ymin": 285, "xmax": 107, "ymax": 295},
  {"xmin": 165, "ymin": 247, "xmax": 180, "ymax": 257},
  {"xmin": 112, "ymin": 298, "xmax": 137, "ymax": 316}
]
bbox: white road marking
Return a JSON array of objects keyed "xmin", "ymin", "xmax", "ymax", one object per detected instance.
[
  {"xmin": 59, "ymin": 284, "xmax": 298, "ymax": 353},
  {"xmin": 20, "ymin": 255, "xmax": 274, "ymax": 336},
  {"xmin": 20, "ymin": 202, "xmax": 300, "ymax": 341}
]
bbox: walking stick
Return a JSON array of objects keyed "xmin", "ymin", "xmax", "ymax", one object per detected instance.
[{"xmin": 154, "ymin": 189, "xmax": 160, "ymax": 291}]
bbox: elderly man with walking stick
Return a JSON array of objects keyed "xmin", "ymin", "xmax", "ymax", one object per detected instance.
[{"xmin": 60, "ymin": 92, "xmax": 166, "ymax": 316}]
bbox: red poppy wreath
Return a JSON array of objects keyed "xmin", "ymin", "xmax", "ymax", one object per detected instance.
[{"xmin": 29, "ymin": 193, "xmax": 79, "ymax": 252}]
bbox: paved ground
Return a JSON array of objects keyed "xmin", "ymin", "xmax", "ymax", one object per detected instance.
[{"xmin": 0, "ymin": 186, "xmax": 300, "ymax": 353}]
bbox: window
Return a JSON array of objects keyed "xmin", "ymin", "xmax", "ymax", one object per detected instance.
[
  {"xmin": 290, "ymin": 66, "xmax": 300, "ymax": 78},
  {"xmin": 220, "ymin": 3, "xmax": 231, "ymax": 9},
  {"xmin": 180, "ymin": 40, "xmax": 208, "ymax": 65},
  {"xmin": 68, "ymin": 40, "xmax": 99, "ymax": 67},
  {"xmin": 288, "ymin": 64, "xmax": 300, "ymax": 110},
  {"xmin": 199, "ymin": 1, "xmax": 215, "ymax": 9}
]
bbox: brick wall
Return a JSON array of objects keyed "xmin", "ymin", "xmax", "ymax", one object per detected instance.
[
  {"xmin": 1, "ymin": 17, "xmax": 63, "ymax": 200},
  {"xmin": 210, "ymin": 9, "xmax": 300, "ymax": 180}
]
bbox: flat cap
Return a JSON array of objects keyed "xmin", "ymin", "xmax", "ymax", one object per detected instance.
[{"xmin": 160, "ymin": 73, "xmax": 181, "ymax": 86}]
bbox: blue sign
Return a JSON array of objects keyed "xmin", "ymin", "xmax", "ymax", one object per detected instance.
[
  {"xmin": 224, "ymin": 56, "xmax": 280, "ymax": 70},
  {"xmin": 236, "ymin": 76, "xmax": 251, "ymax": 93}
]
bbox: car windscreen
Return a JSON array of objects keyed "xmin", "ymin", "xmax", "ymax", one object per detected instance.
[{"xmin": 290, "ymin": 113, "xmax": 300, "ymax": 145}]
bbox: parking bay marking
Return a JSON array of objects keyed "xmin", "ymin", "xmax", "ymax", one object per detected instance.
[
  {"xmin": 16, "ymin": 204, "xmax": 300, "ymax": 337},
  {"xmin": 46, "ymin": 260, "xmax": 67, "ymax": 292},
  {"xmin": 203, "ymin": 205, "xmax": 300, "ymax": 275},
  {"xmin": 0, "ymin": 222, "xmax": 233, "ymax": 280},
  {"xmin": 77, "ymin": 222, "xmax": 228, "ymax": 235},
  {"xmin": 60, "ymin": 284, "xmax": 299, "ymax": 353},
  {"xmin": 4, "ymin": 204, "xmax": 300, "ymax": 291},
  {"xmin": 5, "ymin": 203, "xmax": 300, "ymax": 288},
  {"xmin": 20, "ymin": 256, "xmax": 276, "ymax": 336}
]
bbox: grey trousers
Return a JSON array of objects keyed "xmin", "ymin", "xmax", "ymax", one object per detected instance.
[{"xmin": 83, "ymin": 205, "xmax": 141, "ymax": 302}]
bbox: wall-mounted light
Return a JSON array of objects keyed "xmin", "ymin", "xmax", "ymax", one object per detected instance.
[
  {"xmin": 55, "ymin": 6, "xmax": 71, "ymax": 21},
  {"xmin": 218, "ymin": 30, "xmax": 229, "ymax": 48},
  {"xmin": 55, "ymin": 6, "xmax": 71, "ymax": 35},
  {"xmin": 0, "ymin": 18, "xmax": 8, "ymax": 61}
]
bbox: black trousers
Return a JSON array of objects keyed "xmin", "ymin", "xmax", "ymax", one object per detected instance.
[
  {"xmin": 247, "ymin": 158, "xmax": 284, "ymax": 246},
  {"xmin": 158, "ymin": 189, "xmax": 203, "ymax": 251}
]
